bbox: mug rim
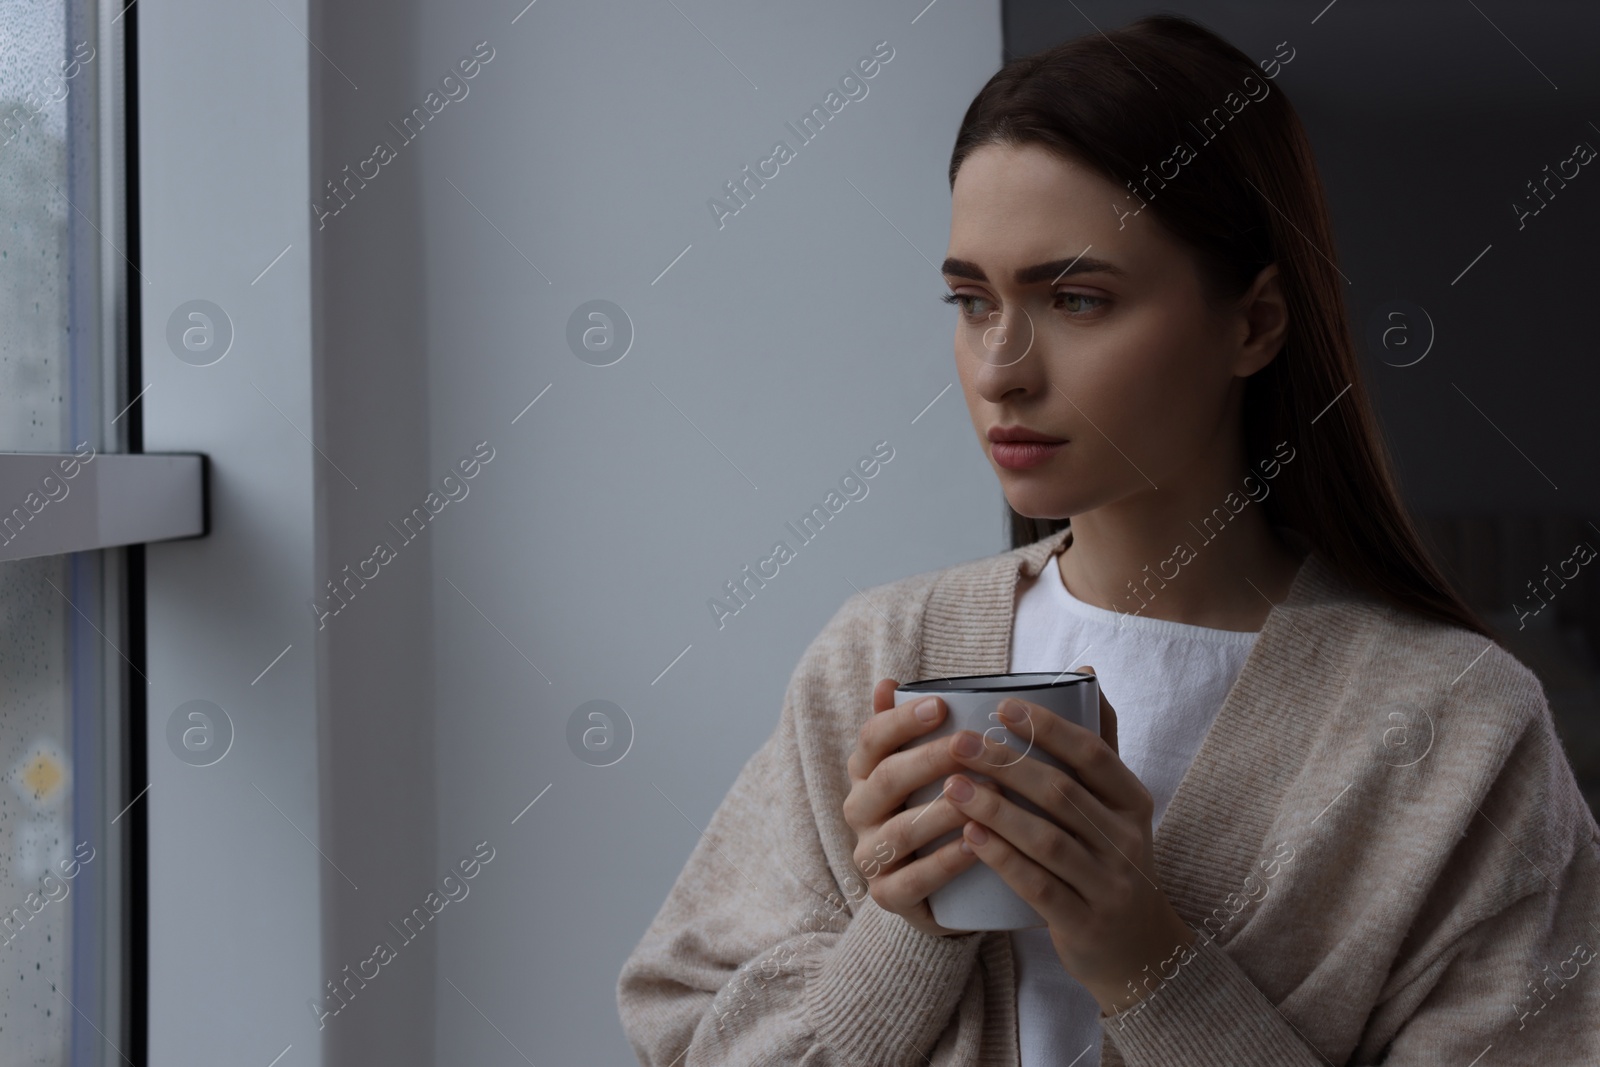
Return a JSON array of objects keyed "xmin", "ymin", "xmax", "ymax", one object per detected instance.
[{"xmin": 894, "ymin": 671, "xmax": 1093, "ymax": 694}]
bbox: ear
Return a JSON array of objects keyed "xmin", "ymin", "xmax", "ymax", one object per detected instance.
[
  {"xmin": 1231, "ymin": 261, "xmax": 1288, "ymax": 378},
  {"xmin": 1075, "ymin": 664, "xmax": 1118, "ymax": 755}
]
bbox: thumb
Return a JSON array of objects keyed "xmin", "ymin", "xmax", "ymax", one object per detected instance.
[{"xmin": 1075, "ymin": 665, "xmax": 1117, "ymax": 755}]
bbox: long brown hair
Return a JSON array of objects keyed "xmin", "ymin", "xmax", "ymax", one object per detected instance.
[{"xmin": 949, "ymin": 13, "xmax": 1492, "ymax": 639}]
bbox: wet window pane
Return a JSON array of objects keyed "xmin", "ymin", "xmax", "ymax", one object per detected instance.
[
  {"xmin": 0, "ymin": 555, "xmax": 75, "ymax": 1065},
  {"xmin": 0, "ymin": 1, "xmax": 115, "ymax": 1064},
  {"xmin": 0, "ymin": 0, "xmax": 72, "ymax": 454}
]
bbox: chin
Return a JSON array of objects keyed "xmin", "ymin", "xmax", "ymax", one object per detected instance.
[{"xmin": 999, "ymin": 484, "xmax": 1076, "ymax": 522}]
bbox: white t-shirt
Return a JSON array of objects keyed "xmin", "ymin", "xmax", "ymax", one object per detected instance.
[{"xmin": 1006, "ymin": 549, "xmax": 1259, "ymax": 1067}]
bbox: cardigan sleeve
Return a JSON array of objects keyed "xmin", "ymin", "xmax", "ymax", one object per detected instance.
[
  {"xmin": 1100, "ymin": 830, "xmax": 1600, "ymax": 1066},
  {"xmin": 1100, "ymin": 932, "xmax": 1325, "ymax": 1065},
  {"xmin": 1100, "ymin": 667, "xmax": 1600, "ymax": 1067},
  {"xmin": 616, "ymin": 604, "xmax": 988, "ymax": 1066}
]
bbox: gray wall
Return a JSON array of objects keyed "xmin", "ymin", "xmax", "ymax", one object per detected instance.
[
  {"xmin": 312, "ymin": 1, "xmax": 437, "ymax": 1065},
  {"xmin": 142, "ymin": 0, "xmax": 1004, "ymax": 1061},
  {"xmin": 318, "ymin": 1, "xmax": 1004, "ymax": 1064}
]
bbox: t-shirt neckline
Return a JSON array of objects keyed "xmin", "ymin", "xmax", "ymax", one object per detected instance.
[{"xmin": 1039, "ymin": 550, "xmax": 1261, "ymax": 647}]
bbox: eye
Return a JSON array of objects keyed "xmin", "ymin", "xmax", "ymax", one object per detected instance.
[
  {"xmin": 939, "ymin": 291, "xmax": 992, "ymax": 319},
  {"xmin": 940, "ymin": 290, "xmax": 1108, "ymax": 320},
  {"xmin": 1055, "ymin": 291, "xmax": 1106, "ymax": 315}
]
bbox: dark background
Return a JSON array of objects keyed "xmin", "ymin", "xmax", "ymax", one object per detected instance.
[{"xmin": 1004, "ymin": 1, "xmax": 1600, "ymax": 811}]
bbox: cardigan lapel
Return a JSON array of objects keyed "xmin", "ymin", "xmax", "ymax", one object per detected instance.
[
  {"xmin": 915, "ymin": 524, "xmax": 1370, "ymax": 1061},
  {"xmin": 1146, "ymin": 541, "xmax": 1372, "ymax": 925},
  {"xmin": 916, "ymin": 526, "xmax": 1073, "ymax": 684},
  {"xmin": 916, "ymin": 526, "xmax": 1071, "ymax": 1065}
]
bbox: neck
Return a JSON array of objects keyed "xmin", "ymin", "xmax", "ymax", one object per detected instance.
[{"xmin": 1054, "ymin": 478, "xmax": 1304, "ymax": 633}]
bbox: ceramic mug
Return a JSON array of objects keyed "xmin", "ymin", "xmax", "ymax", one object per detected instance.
[{"xmin": 893, "ymin": 671, "xmax": 1100, "ymax": 931}]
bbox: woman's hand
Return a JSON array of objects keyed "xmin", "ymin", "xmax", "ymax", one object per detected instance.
[
  {"xmin": 940, "ymin": 665, "xmax": 1195, "ymax": 1014},
  {"xmin": 841, "ymin": 678, "xmax": 1004, "ymax": 938}
]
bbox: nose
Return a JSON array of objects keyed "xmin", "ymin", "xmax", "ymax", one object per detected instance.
[{"xmin": 964, "ymin": 305, "xmax": 1043, "ymax": 404}]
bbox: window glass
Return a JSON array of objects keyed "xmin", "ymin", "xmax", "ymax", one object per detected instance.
[
  {"xmin": 0, "ymin": 555, "xmax": 76, "ymax": 1064},
  {"xmin": 0, "ymin": 2, "xmax": 117, "ymax": 1064},
  {"xmin": 0, "ymin": 0, "xmax": 73, "ymax": 453}
]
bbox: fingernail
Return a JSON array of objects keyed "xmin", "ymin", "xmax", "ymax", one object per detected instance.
[
  {"xmin": 965, "ymin": 822, "xmax": 989, "ymax": 845},
  {"xmin": 915, "ymin": 698, "xmax": 940, "ymax": 721},
  {"xmin": 952, "ymin": 731, "xmax": 982, "ymax": 757},
  {"xmin": 997, "ymin": 699, "xmax": 1023, "ymax": 723},
  {"xmin": 946, "ymin": 775, "xmax": 974, "ymax": 802}
]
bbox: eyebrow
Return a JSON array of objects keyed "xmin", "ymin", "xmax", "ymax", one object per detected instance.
[{"xmin": 940, "ymin": 254, "xmax": 1128, "ymax": 285}]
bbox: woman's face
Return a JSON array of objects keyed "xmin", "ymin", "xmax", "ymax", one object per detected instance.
[{"xmin": 944, "ymin": 141, "xmax": 1280, "ymax": 521}]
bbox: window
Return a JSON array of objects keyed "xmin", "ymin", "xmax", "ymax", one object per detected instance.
[{"xmin": 1, "ymin": 1, "xmax": 200, "ymax": 1062}]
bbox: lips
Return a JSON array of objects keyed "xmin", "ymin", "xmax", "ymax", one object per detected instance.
[
  {"xmin": 990, "ymin": 440, "xmax": 1064, "ymax": 470},
  {"xmin": 987, "ymin": 425, "xmax": 1066, "ymax": 444}
]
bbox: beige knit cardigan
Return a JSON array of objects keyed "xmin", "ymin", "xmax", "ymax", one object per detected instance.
[{"xmin": 617, "ymin": 526, "xmax": 1600, "ymax": 1065}]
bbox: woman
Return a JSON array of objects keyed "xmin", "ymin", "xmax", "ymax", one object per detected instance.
[{"xmin": 617, "ymin": 14, "xmax": 1600, "ymax": 1066}]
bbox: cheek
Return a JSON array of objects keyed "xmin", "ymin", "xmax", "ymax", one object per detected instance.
[
  {"xmin": 954, "ymin": 338, "xmax": 985, "ymax": 418},
  {"xmin": 1055, "ymin": 315, "xmax": 1221, "ymax": 453},
  {"xmin": 1136, "ymin": 322, "xmax": 1233, "ymax": 424}
]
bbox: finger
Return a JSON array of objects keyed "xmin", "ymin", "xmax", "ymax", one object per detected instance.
[
  {"xmin": 1077, "ymin": 665, "xmax": 1117, "ymax": 755},
  {"xmin": 878, "ymin": 779, "xmax": 1002, "ymax": 860},
  {"xmin": 943, "ymin": 773, "xmax": 1110, "ymax": 898},
  {"xmin": 993, "ymin": 694, "xmax": 1147, "ymax": 815},
  {"xmin": 872, "ymin": 677, "xmax": 899, "ymax": 715},
  {"xmin": 865, "ymin": 834, "xmax": 982, "ymax": 916},
  {"xmin": 946, "ymin": 731, "xmax": 1129, "ymax": 865},
  {"xmin": 856, "ymin": 780, "xmax": 1001, "ymax": 886},
  {"xmin": 958, "ymin": 818, "xmax": 1090, "ymax": 928},
  {"xmin": 848, "ymin": 692, "xmax": 947, "ymax": 784},
  {"xmin": 854, "ymin": 735, "xmax": 977, "ymax": 832}
]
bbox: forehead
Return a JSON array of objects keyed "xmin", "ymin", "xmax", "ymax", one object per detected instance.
[{"xmin": 948, "ymin": 141, "xmax": 1168, "ymax": 277}]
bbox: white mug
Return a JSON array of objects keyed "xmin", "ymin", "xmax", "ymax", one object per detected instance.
[{"xmin": 893, "ymin": 672, "xmax": 1100, "ymax": 931}]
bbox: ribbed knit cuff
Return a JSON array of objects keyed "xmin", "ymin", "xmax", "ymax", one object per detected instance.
[
  {"xmin": 1101, "ymin": 935, "xmax": 1324, "ymax": 1066},
  {"xmin": 803, "ymin": 899, "xmax": 983, "ymax": 1065}
]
